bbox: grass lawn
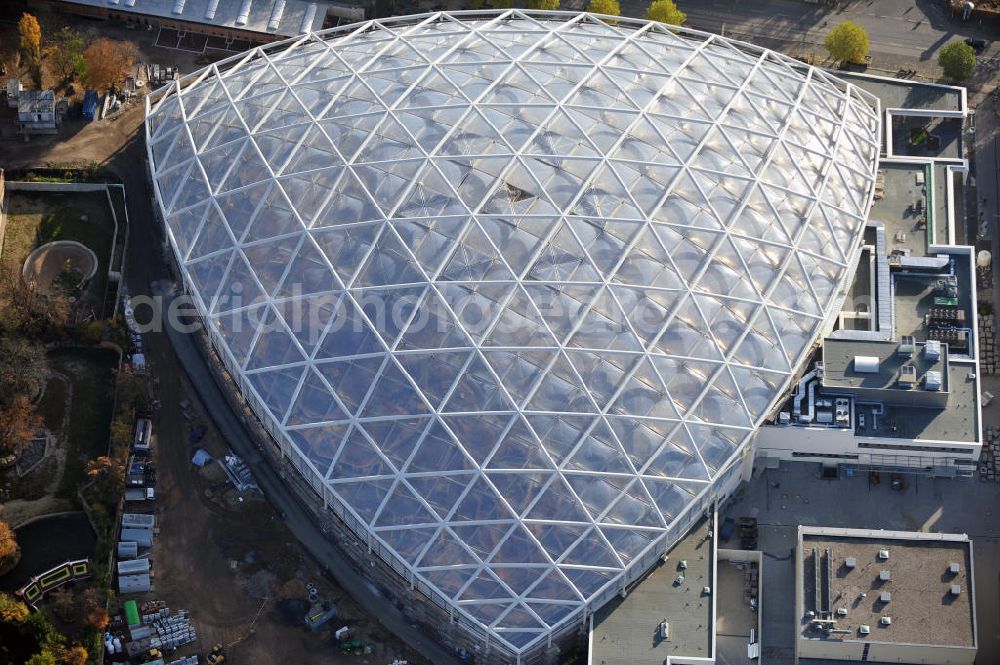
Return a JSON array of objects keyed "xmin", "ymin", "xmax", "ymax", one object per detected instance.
[
  {"xmin": 48, "ymin": 347, "xmax": 119, "ymax": 500},
  {"xmin": 0, "ymin": 191, "xmax": 115, "ymax": 309}
]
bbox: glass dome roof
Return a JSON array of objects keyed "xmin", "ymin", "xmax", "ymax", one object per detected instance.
[{"xmin": 146, "ymin": 10, "xmax": 880, "ymax": 654}]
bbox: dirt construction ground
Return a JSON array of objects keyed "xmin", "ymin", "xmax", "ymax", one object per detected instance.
[{"xmin": 145, "ymin": 365, "xmax": 422, "ymax": 664}]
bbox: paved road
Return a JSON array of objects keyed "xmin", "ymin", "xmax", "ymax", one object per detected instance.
[{"xmin": 562, "ymin": 0, "xmax": 1000, "ymax": 71}]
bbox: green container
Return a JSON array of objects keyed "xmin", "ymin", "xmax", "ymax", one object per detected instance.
[{"xmin": 124, "ymin": 600, "xmax": 140, "ymax": 627}]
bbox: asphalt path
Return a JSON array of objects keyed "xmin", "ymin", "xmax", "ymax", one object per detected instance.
[{"xmin": 560, "ymin": 0, "xmax": 1000, "ymax": 67}]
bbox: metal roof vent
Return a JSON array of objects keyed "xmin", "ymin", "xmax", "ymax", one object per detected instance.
[
  {"xmin": 879, "ymin": 570, "xmax": 891, "ymax": 581},
  {"xmin": 880, "ymin": 616, "xmax": 892, "ymax": 626},
  {"xmin": 925, "ymin": 339, "xmax": 942, "ymax": 361},
  {"xmin": 854, "ymin": 356, "xmax": 880, "ymax": 373},
  {"xmin": 845, "ymin": 556, "xmax": 856, "ymax": 569},
  {"xmin": 924, "ymin": 370, "xmax": 943, "ymax": 391},
  {"xmin": 898, "ymin": 365, "xmax": 917, "ymax": 389},
  {"xmin": 860, "ymin": 625, "xmax": 871, "ymax": 635},
  {"xmin": 880, "ymin": 592, "xmax": 891, "ymax": 603},
  {"xmin": 949, "ymin": 562, "xmax": 961, "ymax": 574},
  {"xmin": 898, "ymin": 335, "xmax": 915, "ymax": 358},
  {"xmin": 878, "ymin": 549, "xmax": 890, "ymax": 560},
  {"xmin": 951, "ymin": 585, "xmax": 962, "ymax": 596},
  {"xmin": 836, "ymin": 607, "xmax": 848, "ymax": 617}
]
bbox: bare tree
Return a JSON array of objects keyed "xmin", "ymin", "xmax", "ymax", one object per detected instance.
[{"xmin": 0, "ymin": 335, "xmax": 48, "ymax": 406}]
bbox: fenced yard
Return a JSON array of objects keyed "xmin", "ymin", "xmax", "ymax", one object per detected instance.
[{"xmin": 0, "ymin": 191, "xmax": 115, "ymax": 314}]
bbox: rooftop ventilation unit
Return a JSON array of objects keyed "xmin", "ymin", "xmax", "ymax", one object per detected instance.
[
  {"xmin": 924, "ymin": 371, "xmax": 943, "ymax": 391},
  {"xmin": 879, "ymin": 570, "xmax": 891, "ymax": 581},
  {"xmin": 881, "ymin": 616, "xmax": 892, "ymax": 626},
  {"xmin": 949, "ymin": 562, "xmax": 961, "ymax": 574},
  {"xmin": 880, "ymin": 592, "xmax": 891, "ymax": 603},
  {"xmin": 860, "ymin": 625, "xmax": 871, "ymax": 635},
  {"xmin": 898, "ymin": 365, "xmax": 917, "ymax": 389},
  {"xmin": 951, "ymin": 585, "xmax": 962, "ymax": 596},
  {"xmin": 836, "ymin": 608, "xmax": 848, "ymax": 617},
  {"xmin": 878, "ymin": 549, "xmax": 890, "ymax": 560},
  {"xmin": 845, "ymin": 556, "xmax": 856, "ymax": 569},
  {"xmin": 925, "ymin": 339, "xmax": 942, "ymax": 361},
  {"xmin": 898, "ymin": 336, "xmax": 915, "ymax": 358},
  {"xmin": 854, "ymin": 356, "xmax": 880, "ymax": 374}
]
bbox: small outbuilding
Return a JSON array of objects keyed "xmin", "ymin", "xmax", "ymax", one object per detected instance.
[
  {"xmin": 118, "ymin": 573, "xmax": 151, "ymax": 595},
  {"xmin": 120, "ymin": 528, "xmax": 153, "ymax": 548},
  {"xmin": 118, "ymin": 541, "xmax": 138, "ymax": 560}
]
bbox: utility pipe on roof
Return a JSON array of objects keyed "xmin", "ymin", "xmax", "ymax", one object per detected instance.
[
  {"xmin": 300, "ymin": 3, "xmax": 318, "ymax": 34},
  {"xmin": 800, "ymin": 380, "xmax": 817, "ymax": 424},
  {"xmin": 792, "ymin": 368, "xmax": 818, "ymax": 418},
  {"xmin": 268, "ymin": 0, "xmax": 287, "ymax": 31},
  {"xmin": 236, "ymin": 0, "xmax": 254, "ymax": 25},
  {"xmin": 205, "ymin": 0, "xmax": 221, "ymax": 20}
]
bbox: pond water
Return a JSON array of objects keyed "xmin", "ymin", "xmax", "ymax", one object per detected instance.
[{"xmin": 0, "ymin": 512, "xmax": 96, "ymax": 592}]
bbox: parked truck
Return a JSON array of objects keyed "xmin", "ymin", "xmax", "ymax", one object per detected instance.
[{"xmin": 124, "ymin": 487, "xmax": 155, "ymax": 502}]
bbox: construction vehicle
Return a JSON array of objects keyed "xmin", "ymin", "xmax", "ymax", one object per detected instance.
[{"xmin": 207, "ymin": 643, "xmax": 226, "ymax": 664}]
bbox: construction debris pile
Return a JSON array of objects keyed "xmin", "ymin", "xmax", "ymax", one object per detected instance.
[{"xmin": 979, "ymin": 312, "xmax": 996, "ymax": 374}]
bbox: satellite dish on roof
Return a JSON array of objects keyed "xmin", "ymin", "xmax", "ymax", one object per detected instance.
[{"xmin": 977, "ymin": 250, "xmax": 991, "ymax": 268}]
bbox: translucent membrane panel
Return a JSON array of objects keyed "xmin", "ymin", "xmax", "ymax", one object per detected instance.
[{"xmin": 146, "ymin": 10, "xmax": 880, "ymax": 656}]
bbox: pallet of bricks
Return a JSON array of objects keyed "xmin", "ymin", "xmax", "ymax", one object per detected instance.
[
  {"xmin": 980, "ymin": 427, "xmax": 999, "ymax": 481},
  {"xmin": 979, "ymin": 314, "xmax": 995, "ymax": 374},
  {"xmin": 143, "ymin": 607, "xmax": 197, "ymax": 651}
]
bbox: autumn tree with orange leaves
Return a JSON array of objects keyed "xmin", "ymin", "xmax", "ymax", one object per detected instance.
[
  {"xmin": 0, "ymin": 396, "xmax": 41, "ymax": 457},
  {"xmin": 17, "ymin": 13, "xmax": 42, "ymax": 88},
  {"xmin": 83, "ymin": 38, "xmax": 136, "ymax": 91},
  {"xmin": 85, "ymin": 456, "xmax": 124, "ymax": 504}
]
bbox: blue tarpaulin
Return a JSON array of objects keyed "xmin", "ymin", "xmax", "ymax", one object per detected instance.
[{"xmin": 191, "ymin": 449, "xmax": 212, "ymax": 467}]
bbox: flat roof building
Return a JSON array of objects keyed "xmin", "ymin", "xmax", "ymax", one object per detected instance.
[
  {"xmin": 589, "ymin": 516, "xmax": 715, "ymax": 664},
  {"xmin": 39, "ymin": 0, "xmax": 362, "ymax": 45},
  {"xmin": 16, "ymin": 90, "xmax": 59, "ymax": 135},
  {"xmin": 753, "ymin": 73, "xmax": 981, "ymax": 476},
  {"xmin": 796, "ymin": 526, "xmax": 976, "ymax": 665}
]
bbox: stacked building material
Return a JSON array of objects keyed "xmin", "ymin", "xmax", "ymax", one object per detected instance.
[
  {"xmin": 979, "ymin": 427, "xmax": 1000, "ymax": 481},
  {"xmin": 151, "ymin": 610, "xmax": 196, "ymax": 650},
  {"xmin": 979, "ymin": 314, "xmax": 995, "ymax": 374},
  {"xmin": 167, "ymin": 657, "xmax": 199, "ymax": 665}
]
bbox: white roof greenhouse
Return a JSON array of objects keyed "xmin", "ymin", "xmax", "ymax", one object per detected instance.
[{"xmin": 145, "ymin": 10, "xmax": 881, "ymax": 656}]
